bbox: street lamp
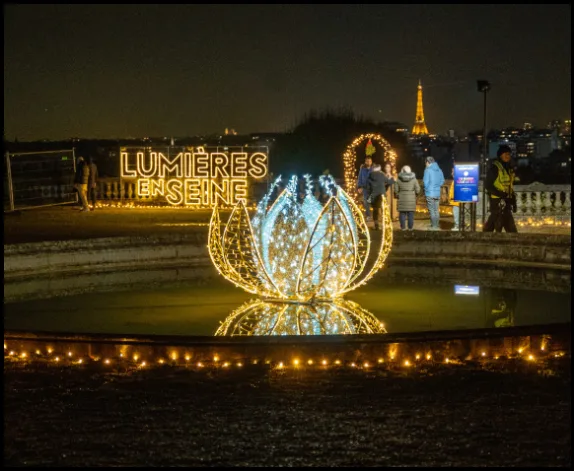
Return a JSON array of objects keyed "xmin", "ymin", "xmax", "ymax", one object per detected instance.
[{"xmin": 477, "ymin": 80, "xmax": 491, "ymax": 225}]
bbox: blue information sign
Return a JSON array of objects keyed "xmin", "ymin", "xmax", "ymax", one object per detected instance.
[{"xmin": 453, "ymin": 163, "xmax": 479, "ymax": 203}]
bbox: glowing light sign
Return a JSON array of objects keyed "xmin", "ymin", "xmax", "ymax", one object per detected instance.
[{"xmin": 120, "ymin": 146, "xmax": 268, "ymax": 206}]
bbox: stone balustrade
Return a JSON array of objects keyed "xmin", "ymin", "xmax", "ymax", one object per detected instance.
[
  {"xmin": 16, "ymin": 179, "xmax": 573, "ymax": 227},
  {"xmin": 22, "ymin": 178, "xmax": 267, "ymax": 206},
  {"xmin": 512, "ymin": 182, "xmax": 571, "ymax": 222},
  {"xmin": 414, "ymin": 180, "xmax": 571, "ymax": 224}
]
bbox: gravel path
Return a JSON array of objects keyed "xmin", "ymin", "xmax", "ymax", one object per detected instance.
[
  {"xmin": 4, "ymin": 358, "xmax": 570, "ymax": 467},
  {"xmin": 5, "ymin": 205, "xmax": 569, "ymax": 245}
]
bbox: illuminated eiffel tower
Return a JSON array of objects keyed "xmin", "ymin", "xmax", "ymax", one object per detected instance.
[{"xmin": 411, "ymin": 79, "xmax": 429, "ymax": 135}]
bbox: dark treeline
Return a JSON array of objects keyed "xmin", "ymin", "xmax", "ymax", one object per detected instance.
[{"xmin": 270, "ymin": 108, "xmax": 408, "ymax": 178}]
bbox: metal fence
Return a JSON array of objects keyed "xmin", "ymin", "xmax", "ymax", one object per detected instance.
[{"xmin": 4, "ymin": 150, "xmax": 77, "ymax": 211}]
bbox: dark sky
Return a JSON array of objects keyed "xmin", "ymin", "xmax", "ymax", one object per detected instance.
[{"xmin": 4, "ymin": 4, "xmax": 571, "ymax": 140}]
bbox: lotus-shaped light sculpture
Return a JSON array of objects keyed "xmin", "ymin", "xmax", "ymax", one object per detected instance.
[
  {"xmin": 215, "ymin": 299, "xmax": 387, "ymax": 336},
  {"xmin": 208, "ymin": 175, "xmax": 393, "ymax": 302}
]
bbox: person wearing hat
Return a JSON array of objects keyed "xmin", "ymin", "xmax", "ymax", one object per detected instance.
[
  {"xmin": 483, "ymin": 144, "xmax": 517, "ymax": 232},
  {"xmin": 366, "ymin": 164, "xmax": 391, "ymax": 230}
]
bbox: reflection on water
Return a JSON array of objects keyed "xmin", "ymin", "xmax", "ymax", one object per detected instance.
[
  {"xmin": 215, "ymin": 299, "xmax": 387, "ymax": 336},
  {"xmin": 3, "ymin": 274, "xmax": 570, "ymax": 337},
  {"xmin": 487, "ymin": 288, "xmax": 517, "ymax": 329}
]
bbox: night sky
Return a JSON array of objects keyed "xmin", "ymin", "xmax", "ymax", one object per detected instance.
[{"xmin": 4, "ymin": 4, "xmax": 571, "ymax": 140}]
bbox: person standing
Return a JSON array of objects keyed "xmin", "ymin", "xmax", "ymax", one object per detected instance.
[
  {"xmin": 483, "ymin": 145, "xmax": 518, "ymax": 233},
  {"xmin": 88, "ymin": 157, "xmax": 99, "ymax": 211},
  {"xmin": 366, "ymin": 164, "xmax": 390, "ymax": 230},
  {"xmin": 383, "ymin": 162, "xmax": 396, "ymax": 191},
  {"xmin": 423, "ymin": 156, "xmax": 445, "ymax": 230},
  {"xmin": 394, "ymin": 165, "xmax": 420, "ymax": 231},
  {"xmin": 357, "ymin": 156, "xmax": 373, "ymax": 221},
  {"xmin": 383, "ymin": 162, "xmax": 398, "ymax": 221},
  {"xmin": 449, "ymin": 167, "xmax": 460, "ymax": 231},
  {"xmin": 74, "ymin": 156, "xmax": 90, "ymax": 212}
]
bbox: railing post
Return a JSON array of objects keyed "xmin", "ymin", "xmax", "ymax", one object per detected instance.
[
  {"xmin": 553, "ymin": 191, "xmax": 563, "ymax": 212},
  {"xmin": 515, "ymin": 191, "xmax": 524, "ymax": 215},
  {"xmin": 524, "ymin": 191, "xmax": 532, "ymax": 216},
  {"xmin": 534, "ymin": 192, "xmax": 542, "ymax": 215},
  {"xmin": 6, "ymin": 152, "xmax": 15, "ymax": 211},
  {"xmin": 543, "ymin": 191, "xmax": 553, "ymax": 214}
]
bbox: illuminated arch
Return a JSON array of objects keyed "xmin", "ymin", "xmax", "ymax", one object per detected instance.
[{"xmin": 343, "ymin": 133, "xmax": 397, "ymax": 203}]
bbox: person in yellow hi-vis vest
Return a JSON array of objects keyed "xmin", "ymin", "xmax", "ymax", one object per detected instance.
[
  {"xmin": 483, "ymin": 145, "xmax": 518, "ymax": 233},
  {"xmin": 448, "ymin": 167, "xmax": 460, "ymax": 230}
]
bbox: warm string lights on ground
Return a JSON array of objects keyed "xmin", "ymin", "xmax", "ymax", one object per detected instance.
[
  {"xmin": 515, "ymin": 217, "xmax": 571, "ymax": 228},
  {"xmin": 154, "ymin": 222, "xmax": 213, "ymax": 227},
  {"xmin": 415, "ymin": 206, "xmax": 454, "ymax": 216},
  {"xmin": 414, "ymin": 206, "xmax": 571, "ymax": 228},
  {"xmin": 208, "ymin": 175, "xmax": 393, "ymax": 302},
  {"xmin": 4, "ymin": 339, "xmax": 568, "ymax": 374},
  {"xmin": 342, "ymin": 133, "xmax": 397, "ymax": 204},
  {"xmin": 94, "ymin": 202, "xmax": 257, "ymax": 211}
]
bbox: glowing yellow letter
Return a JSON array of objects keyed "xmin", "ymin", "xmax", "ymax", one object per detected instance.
[{"xmin": 248, "ymin": 152, "xmax": 268, "ymax": 179}]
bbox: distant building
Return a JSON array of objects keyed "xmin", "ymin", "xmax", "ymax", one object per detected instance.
[
  {"xmin": 558, "ymin": 133, "xmax": 571, "ymax": 149},
  {"xmin": 487, "ymin": 127, "xmax": 559, "ymax": 160},
  {"xmin": 489, "ymin": 140, "xmax": 517, "ymax": 160},
  {"xmin": 466, "ymin": 132, "xmax": 483, "ymax": 161},
  {"xmin": 429, "ymin": 141, "xmax": 452, "ymax": 163},
  {"xmin": 548, "ymin": 120, "xmax": 562, "ymax": 131},
  {"xmin": 381, "ymin": 121, "xmax": 409, "ymax": 136},
  {"xmin": 549, "ymin": 118, "xmax": 571, "ymax": 135},
  {"xmin": 453, "ymin": 141, "xmax": 470, "ymax": 162},
  {"xmin": 531, "ymin": 129, "xmax": 559, "ymax": 158},
  {"xmin": 249, "ymin": 133, "xmax": 283, "ymax": 151},
  {"xmin": 407, "ymin": 136, "xmax": 425, "ymax": 163}
]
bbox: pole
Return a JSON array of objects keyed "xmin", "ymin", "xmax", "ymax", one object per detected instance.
[
  {"xmin": 6, "ymin": 152, "xmax": 15, "ymax": 211},
  {"xmin": 72, "ymin": 147, "xmax": 78, "ymax": 205},
  {"xmin": 481, "ymin": 90, "xmax": 488, "ymax": 225}
]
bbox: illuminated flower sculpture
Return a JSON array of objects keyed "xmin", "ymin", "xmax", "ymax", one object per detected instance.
[
  {"xmin": 208, "ymin": 175, "xmax": 393, "ymax": 302},
  {"xmin": 215, "ymin": 299, "xmax": 387, "ymax": 336}
]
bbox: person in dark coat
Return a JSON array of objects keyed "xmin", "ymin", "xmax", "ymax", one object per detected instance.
[
  {"xmin": 88, "ymin": 157, "xmax": 99, "ymax": 211},
  {"xmin": 73, "ymin": 156, "xmax": 90, "ymax": 211},
  {"xmin": 366, "ymin": 164, "xmax": 391, "ymax": 230},
  {"xmin": 356, "ymin": 156, "xmax": 373, "ymax": 220},
  {"xmin": 394, "ymin": 165, "xmax": 421, "ymax": 231}
]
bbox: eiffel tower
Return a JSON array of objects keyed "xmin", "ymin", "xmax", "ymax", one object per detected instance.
[{"xmin": 411, "ymin": 79, "xmax": 429, "ymax": 135}]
